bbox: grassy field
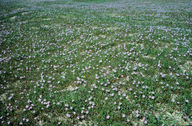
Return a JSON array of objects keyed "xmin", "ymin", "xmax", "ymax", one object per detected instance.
[{"xmin": 0, "ymin": 0, "xmax": 192, "ymax": 125}]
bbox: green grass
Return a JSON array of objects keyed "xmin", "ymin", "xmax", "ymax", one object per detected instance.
[{"xmin": 0, "ymin": 0, "xmax": 192, "ymax": 125}]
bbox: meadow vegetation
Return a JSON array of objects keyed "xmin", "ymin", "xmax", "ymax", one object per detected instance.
[{"xmin": 0, "ymin": 0, "xmax": 192, "ymax": 125}]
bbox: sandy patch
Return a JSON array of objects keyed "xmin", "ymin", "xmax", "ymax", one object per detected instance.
[
  {"xmin": 150, "ymin": 103, "xmax": 190, "ymax": 125},
  {"xmin": 106, "ymin": 27, "xmax": 118, "ymax": 31},
  {"xmin": 136, "ymin": 43, "xmax": 144, "ymax": 48},
  {"xmin": 66, "ymin": 85, "xmax": 75, "ymax": 91},
  {"xmin": 37, "ymin": 120, "xmax": 45, "ymax": 126},
  {"xmin": 180, "ymin": 61, "xmax": 192, "ymax": 73},
  {"xmin": 54, "ymin": 23, "xmax": 61, "ymax": 27},
  {"xmin": 76, "ymin": 27, "xmax": 82, "ymax": 32},
  {"xmin": 124, "ymin": 33, "xmax": 138, "ymax": 37},
  {"xmin": 99, "ymin": 34, "xmax": 106, "ymax": 38},
  {"xmin": 106, "ymin": 36, "xmax": 112, "ymax": 40},
  {"xmin": 56, "ymin": 116, "xmax": 68, "ymax": 122},
  {"xmin": 78, "ymin": 120, "xmax": 93, "ymax": 126},
  {"xmin": 59, "ymin": 85, "xmax": 78, "ymax": 92},
  {"xmin": 129, "ymin": 34, "xmax": 134, "ymax": 37},
  {"xmin": 170, "ymin": 94, "xmax": 178, "ymax": 101},
  {"xmin": 91, "ymin": 26, "xmax": 100, "ymax": 30},
  {"xmin": 61, "ymin": 15, "xmax": 68, "ymax": 18},
  {"xmin": 42, "ymin": 18, "xmax": 52, "ymax": 21},
  {"xmin": 159, "ymin": 43, "xmax": 170, "ymax": 50},
  {"xmin": 0, "ymin": 93, "xmax": 7, "ymax": 103},
  {"xmin": 107, "ymin": 13, "xmax": 122, "ymax": 17},
  {"xmin": 41, "ymin": 25, "xmax": 50, "ymax": 28},
  {"xmin": 142, "ymin": 55, "xmax": 155, "ymax": 59},
  {"xmin": 10, "ymin": 16, "xmax": 16, "ymax": 20},
  {"xmin": 13, "ymin": 80, "xmax": 22, "ymax": 87},
  {"xmin": 22, "ymin": 12, "xmax": 28, "ymax": 15},
  {"xmin": 31, "ymin": 27, "xmax": 39, "ymax": 30},
  {"xmin": 36, "ymin": 112, "xmax": 67, "ymax": 125},
  {"xmin": 60, "ymin": 15, "xmax": 75, "ymax": 19},
  {"xmin": 72, "ymin": 39, "xmax": 80, "ymax": 45}
]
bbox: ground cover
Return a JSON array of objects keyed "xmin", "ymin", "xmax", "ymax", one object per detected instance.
[{"xmin": 0, "ymin": 0, "xmax": 192, "ymax": 125}]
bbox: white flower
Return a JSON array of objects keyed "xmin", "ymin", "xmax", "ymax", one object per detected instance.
[
  {"xmin": 66, "ymin": 113, "xmax": 70, "ymax": 117},
  {"xmin": 46, "ymin": 104, "xmax": 50, "ymax": 108},
  {"xmin": 88, "ymin": 96, "xmax": 92, "ymax": 100},
  {"xmin": 106, "ymin": 115, "xmax": 110, "ymax": 119},
  {"xmin": 113, "ymin": 69, "xmax": 117, "ymax": 72},
  {"xmin": 158, "ymin": 60, "xmax": 161, "ymax": 67},
  {"xmin": 110, "ymin": 93, "xmax": 114, "ymax": 97},
  {"xmin": 136, "ymin": 113, "xmax": 140, "ymax": 117}
]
